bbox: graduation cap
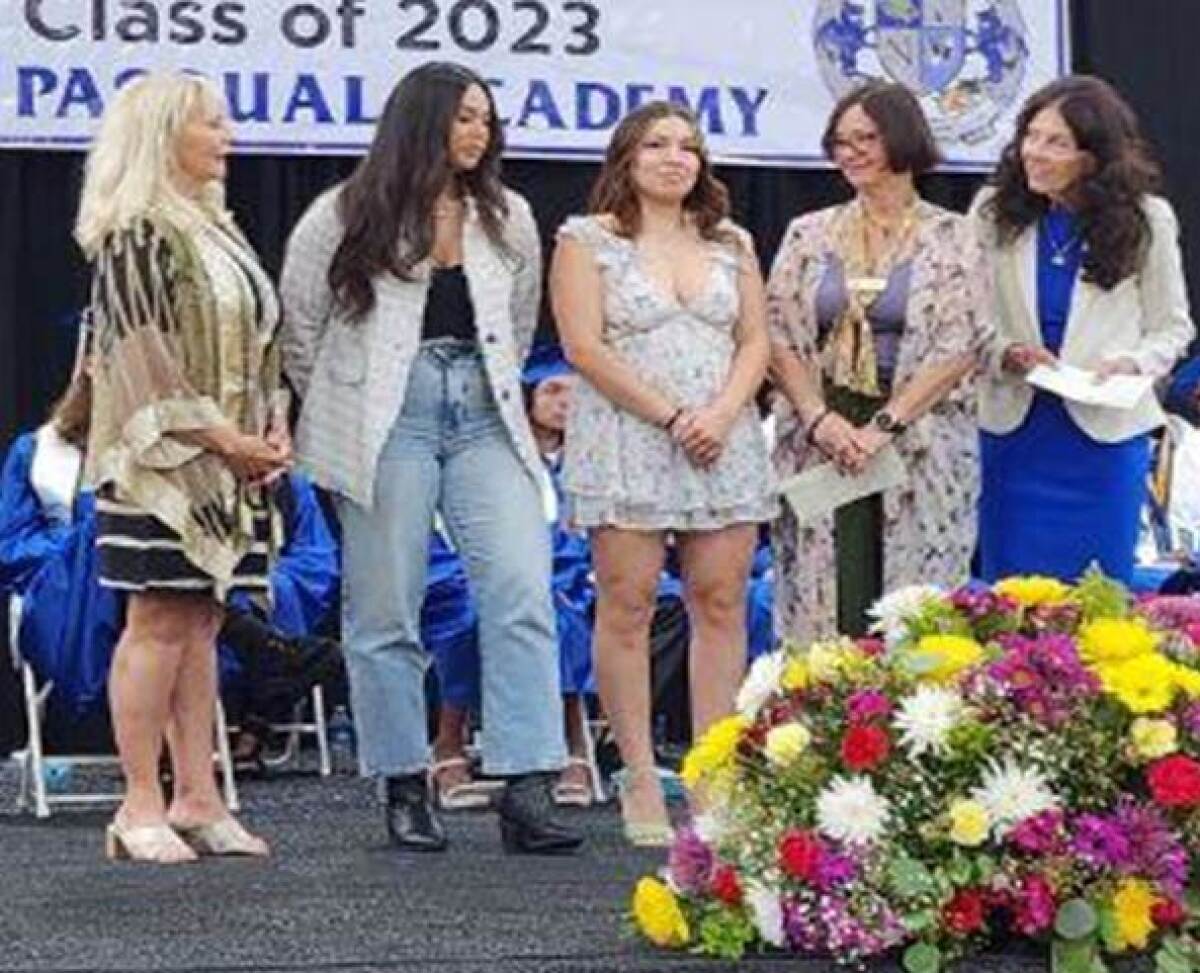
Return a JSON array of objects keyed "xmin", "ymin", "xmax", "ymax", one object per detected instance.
[{"xmin": 522, "ymin": 342, "xmax": 572, "ymax": 388}]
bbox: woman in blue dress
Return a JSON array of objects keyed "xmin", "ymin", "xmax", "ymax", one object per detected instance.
[{"xmin": 974, "ymin": 75, "xmax": 1193, "ymax": 584}]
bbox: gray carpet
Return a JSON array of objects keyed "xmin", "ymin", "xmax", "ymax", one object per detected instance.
[{"xmin": 0, "ymin": 762, "xmax": 1147, "ymax": 973}]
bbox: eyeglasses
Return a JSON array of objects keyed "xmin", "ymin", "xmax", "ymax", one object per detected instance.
[{"xmin": 831, "ymin": 131, "xmax": 881, "ymax": 154}]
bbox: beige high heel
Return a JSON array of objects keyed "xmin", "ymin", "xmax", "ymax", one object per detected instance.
[
  {"xmin": 619, "ymin": 768, "xmax": 674, "ymax": 848},
  {"xmin": 105, "ymin": 820, "xmax": 199, "ymax": 864},
  {"xmin": 171, "ymin": 816, "xmax": 269, "ymax": 857}
]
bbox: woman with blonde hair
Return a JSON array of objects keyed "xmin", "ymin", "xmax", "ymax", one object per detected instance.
[
  {"xmin": 79, "ymin": 72, "xmax": 289, "ymax": 862},
  {"xmin": 551, "ymin": 101, "xmax": 777, "ymax": 845}
]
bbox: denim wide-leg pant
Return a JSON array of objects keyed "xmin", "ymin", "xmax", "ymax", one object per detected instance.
[{"xmin": 336, "ymin": 341, "xmax": 566, "ymax": 778}]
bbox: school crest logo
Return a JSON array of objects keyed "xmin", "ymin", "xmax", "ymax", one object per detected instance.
[{"xmin": 813, "ymin": 0, "xmax": 1030, "ymax": 145}]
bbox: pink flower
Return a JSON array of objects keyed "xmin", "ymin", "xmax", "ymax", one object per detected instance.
[
  {"xmin": 1012, "ymin": 873, "xmax": 1056, "ymax": 936},
  {"xmin": 846, "ymin": 689, "xmax": 892, "ymax": 724}
]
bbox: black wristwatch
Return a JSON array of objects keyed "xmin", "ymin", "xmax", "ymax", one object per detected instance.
[{"xmin": 873, "ymin": 410, "xmax": 907, "ymax": 435}]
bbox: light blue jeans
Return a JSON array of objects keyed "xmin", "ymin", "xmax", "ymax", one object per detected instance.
[{"xmin": 336, "ymin": 341, "xmax": 566, "ymax": 778}]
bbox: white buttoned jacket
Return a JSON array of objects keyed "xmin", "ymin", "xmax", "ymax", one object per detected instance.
[{"xmin": 279, "ymin": 186, "xmax": 544, "ymax": 508}]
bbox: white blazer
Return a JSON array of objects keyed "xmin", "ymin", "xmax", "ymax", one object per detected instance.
[{"xmin": 972, "ymin": 189, "xmax": 1193, "ymax": 442}]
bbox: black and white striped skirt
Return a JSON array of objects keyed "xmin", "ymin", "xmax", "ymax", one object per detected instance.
[{"xmin": 96, "ymin": 490, "xmax": 271, "ymax": 595}]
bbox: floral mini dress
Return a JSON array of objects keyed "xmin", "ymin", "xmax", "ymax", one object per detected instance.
[{"xmin": 559, "ymin": 215, "xmax": 778, "ymax": 531}]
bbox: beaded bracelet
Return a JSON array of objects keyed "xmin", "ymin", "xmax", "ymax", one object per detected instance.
[{"xmin": 804, "ymin": 407, "xmax": 832, "ymax": 445}]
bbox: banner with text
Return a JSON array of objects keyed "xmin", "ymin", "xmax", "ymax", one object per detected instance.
[{"xmin": 0, "ymin": 1, "xmax": 1069, "ymax": 169}]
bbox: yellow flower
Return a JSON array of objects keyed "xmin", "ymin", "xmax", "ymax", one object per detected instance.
[
  {"xmin": 808, "ymin": 639, "xmax": 853, "ymax": 683},
  {"xmin": 764, "ymin": 722, "xmax": 811, "ymax": 766},
  {"xmin": 1079, "ymin": 618, "xmax": 1159, "ymax": 667},
  {"xmin": 1099, "ymin": 653, "xmax": 1179, "ymax": 714},
  {"xmin": 1129, "ymin": 718, "xmax": 1178, "ymax": 760},
  {"xmin": 1174, "ymin": 663, "xmax": 1200, "ymax": 697},
  {"xmin": 1110, "ymin": 878, "xmax": 1159, "ymax": 952},
  {"xmin": 632, "ymin": 877, "xmax": 690, "ymax": 948},
  {"xmin": 680, "ymin": 714, "xmax": 747, "ymax": 789},
  {"xmin": 995, "ymin": 575, "xmax": 1072, "ymax": 608},
  {"xmin": 948, "ymin": 798, "xmax": 990, "ymax": 847},
  {"xmin": 781, "ymin": 657, "xmax": 810, "ymax": 692},
  {"xmin": 908, "ymin": 634, "xmax": 985, "ymax": 683}
]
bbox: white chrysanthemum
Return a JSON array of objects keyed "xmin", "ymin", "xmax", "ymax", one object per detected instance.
[
  {"xmin": 744, "ymin": 881, "xmax": 785, "ymax": 947},
  {"xmin": 971, "ymin": 758, "xmax": 1059, "ymax": 835},
  {"xmin": 816, "ymin": 775, "xmax": 891, "ymax": 846},
  {"xmin": 735, "ymin": 650, "xmax": 787, "ymax": 719},
  {"xmin": 868, "ymin": 584, "xmax": 944, "ymax": 647},
  {"xmin": 892, "ymin": 685, "xmax": 965, "ymax": 757}
]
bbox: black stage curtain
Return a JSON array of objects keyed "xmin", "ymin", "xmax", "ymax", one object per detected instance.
[{"xmin": 1, "ymin": 0, "xmax": 1197, "ymax": 454}]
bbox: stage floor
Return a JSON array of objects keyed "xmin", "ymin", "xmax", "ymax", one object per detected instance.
[{"xmin": 0, "ymin": 764, "xmax": 1143, "ymax": 973}]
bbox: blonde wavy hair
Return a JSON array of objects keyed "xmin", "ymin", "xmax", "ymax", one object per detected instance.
[{"xmin": 75, "ymin": 72, "xmax": 228, "ymax": 256}]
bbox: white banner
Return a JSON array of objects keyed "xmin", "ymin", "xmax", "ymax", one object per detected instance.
[{"xmin": 0, "ymin": 1, "xmax": 1069, "ymax": 170}]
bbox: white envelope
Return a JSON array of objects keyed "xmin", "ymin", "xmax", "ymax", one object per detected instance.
[
  {"xmin": 780, "ymin": 444, "xmax": 908, "ymax": 525},
  {"xmin": 1026, "ymin": 363, "xmax": 1153, "ymax": 411}
]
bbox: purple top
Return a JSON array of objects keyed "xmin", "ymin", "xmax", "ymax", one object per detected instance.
[{"xmin": 815, "ymin": 255, "xmax": 912, "ymax": 390}]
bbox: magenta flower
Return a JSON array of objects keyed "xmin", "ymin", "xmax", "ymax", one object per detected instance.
[
  {"xmin": 846, "ymin": 689, "xmax": 892, "ymax": 724},
  {"xmin": 667, "ymin": 826, "xmax": 713, "ymax": 895},
  {"xmin": 1012, "ymin": 873, "xmax": 1056, "ymax": 935},
  {"xmin": 1009, "ymin": 809, "xmax": 1066, "ymax": 856}
]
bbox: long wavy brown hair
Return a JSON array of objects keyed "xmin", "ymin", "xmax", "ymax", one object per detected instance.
[
  {"xmin": 588, "ymin": 102, "xmax": 731, "ymax": 241},
  {"xmin": 985, "ymin": 74, "xmax": 1161, "ymax": 290},
  {"xmin": 328, "ymin": 62, "xmax": 510, "ymax": 320}
]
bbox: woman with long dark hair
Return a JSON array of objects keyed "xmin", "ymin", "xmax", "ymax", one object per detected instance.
[
  {"xmin": 974, "ymin": 75, "xmax": 1193, "ymax": 583},
  {"xmin": 551, "ymin": 102, "xmax": 777, "ymax": 845},
  {"xmin": 280, "ymin": 62, "xmax": 581, "ymax": 855}
]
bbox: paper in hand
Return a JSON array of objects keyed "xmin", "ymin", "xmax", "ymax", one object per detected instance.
[
  {"xmin": 1026, "ymin": 363, "xmax": 1153, "ymax": 411},
  {"xmin": 780, "ymin": 444, "xmax": 908, "ymax": 526}
]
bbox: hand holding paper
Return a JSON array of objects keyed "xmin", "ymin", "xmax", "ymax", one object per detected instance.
[
  {"xmin": 781, "ymin": 444, "xmax": 908, "ymax": 525},
  {"xmin": 1026, "ymin": 363, "xmax": 1153, "ymax": 410}
]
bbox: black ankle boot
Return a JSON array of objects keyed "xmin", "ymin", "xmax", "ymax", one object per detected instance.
[
  {"xmin": 495, "ymin": 772, "xmax": 584, "ymax": 855},
  {"xmin": 384, "ymin": 774, "xmax": 447, "ymax": 852}
]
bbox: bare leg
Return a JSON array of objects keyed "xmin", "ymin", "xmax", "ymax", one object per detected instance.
[
  {"xmin": 165, "ymin": 599, "xmax": 227, "ymax": 824},
  {"xmin": 557, "ymin": 694, "xmax": 590, "ymax": 793},
  {"xmin": 431, "ymin": 703, "xmax": 473, "ymax": 794},
  {"xmin": 109, "ymin": 592, "xmax": 191, "ymax": 827},
  {"xmin": 678, "ymin": 525, "xmax": 757, "ymax": 739},
  {"xmin": 591, "ymin": 528, "xmax": 667, "ymax": 827}
]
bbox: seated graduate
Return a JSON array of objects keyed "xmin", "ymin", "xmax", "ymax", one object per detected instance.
[
  {"xmin": 0, "ymin": 352, "xmax": 342, "ymax": 755},
  {"xmin": 427, "ymin": 345, "xmax": 598, "ymax": 808}
]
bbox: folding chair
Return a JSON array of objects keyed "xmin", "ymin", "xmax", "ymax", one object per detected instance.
[
  {"xmin": 8, "ymin": 592, "xmax": 240, "ymax": 818},
  {"xmin": 257, "ymin": 684, "xmax": 332, "ymax": 776}
]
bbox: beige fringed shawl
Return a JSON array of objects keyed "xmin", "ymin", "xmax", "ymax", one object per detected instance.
[{"xmin": 84, "ymin": 209, "xmax": 281, "ymax": 583}]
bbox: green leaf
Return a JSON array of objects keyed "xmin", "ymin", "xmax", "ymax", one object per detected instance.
[
  {"xmin": 902, "ymin": 942, "xmax": 942, "ymax": 973},
  {"xmin": 888, "ymin": 855, "xmax": 938, "ymax": 899},
  {"xmin": 1056, "ymin": 899, "xmax": 1099, "ymax": 940},
  {"xmin": 1052, "ymin": 938, "xmax": 1107, "ymax": 973},
  {"xmin": 902, "ymin": 909, "xmax": 937, "ymax": 933}
]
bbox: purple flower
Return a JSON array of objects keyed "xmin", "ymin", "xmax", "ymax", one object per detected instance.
[
  {"xmin": 1072, "ymin": 813, "xmax": 1132, "ymax": 869},
  {"xmin": 1009, "ymin": 809, "xmax": 1066, "ymax": 856},
  {"xmin": 814, "ymin": 851, "xmax": 858, "ymax": 890},
  {"xmin": 783, "ymin": 894, "xmax": 903, "ymax": 958},
  {"xmin": 952, "ymin": 585, "xmax": 1018, "ymax": 620},
  {"xmin": 1112, "ymin": 800, "xmax": 1191, "ymax": 897},
  {"xmin": 984, "ymin": 634, "xmax": 1100, "ymax": 726},
  {"xmin": 846, "ymin": 689, "xmax": 891, "ymax": 724},
  {"xmin": 1182, "ymin": 701, "xmax": 1200, "ymax": 740},
  {"xmin": 667, "ymin": 826, "xmax": 713, "ymax": 894}
]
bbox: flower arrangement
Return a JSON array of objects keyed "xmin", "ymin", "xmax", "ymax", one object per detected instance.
[{"xmin": 630, "ymin": 572, "xmax": 1200, "ymax": 971}]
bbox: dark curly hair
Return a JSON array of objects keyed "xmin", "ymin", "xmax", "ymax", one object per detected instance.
[
  {"xmin": 588, "ymin": 101, "xmax": 732, "ymax": 242},
  {"xmin": 329, "ymin": 62, "xmax": 510, "ymax": 320},
  {"xmin": 985, "ymin": 74, "xmax": 1161, "ymax": 290}
]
